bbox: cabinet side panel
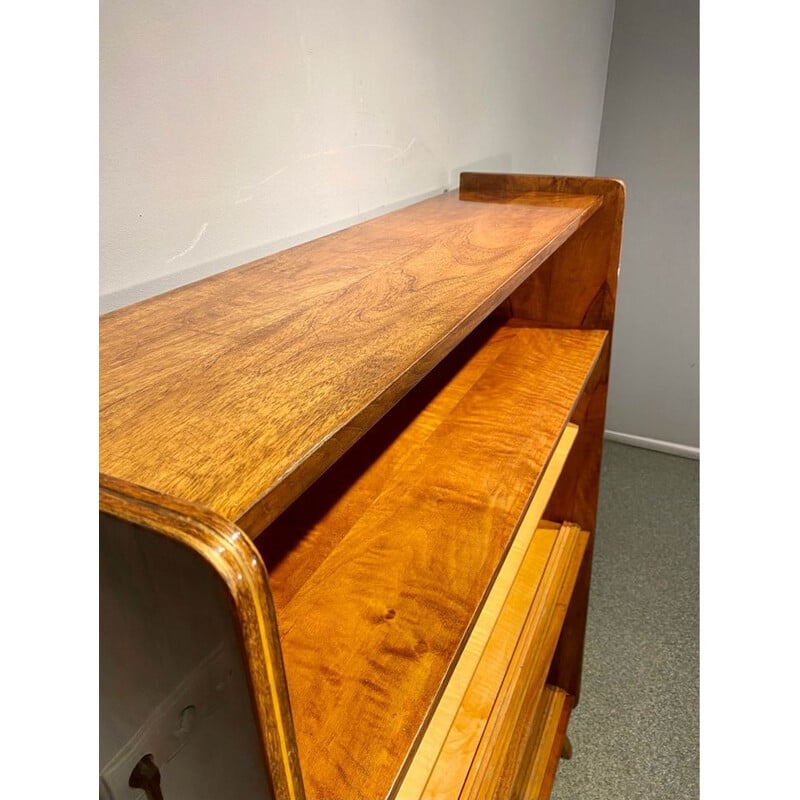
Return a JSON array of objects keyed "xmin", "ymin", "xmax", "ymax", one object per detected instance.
[
  {"xmin": 460, "ymin": 173, "xmax": 623, "ymax": 531},
  {"xmin": 100, "ymin": 515, "xmax": 275, "ymax": 800},
  {"xmin": 100, "ymin": 476, "xmax": 306, "ymax": 800}
]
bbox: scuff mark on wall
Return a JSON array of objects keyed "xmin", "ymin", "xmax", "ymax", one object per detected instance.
[
  {"xmin": 166, "ymin": 222, "xmax": 209, "ymax": 264},
  {"xmin": 386, "ymin": 137, "xmax": 416, "ymax": 162},
  {"xmin": 234, "ymin": 140, "xmax": 419, "ymax": 205}
]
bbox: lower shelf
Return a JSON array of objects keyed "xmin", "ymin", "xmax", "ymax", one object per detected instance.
[
  {"xmin": 257, "ymin": 318, "xmax": 603, "ymax": 800},
  {"xmin": 397, "ymin": 520, "xmax": 588, "ymax": 800}
]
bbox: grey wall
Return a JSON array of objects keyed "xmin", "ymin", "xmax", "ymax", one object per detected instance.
[
  {"xmin": 100, "ymin": 0, "xmax": 615, "ymax": 312},
  {"xmin": 597, "ymin": 0, "xmax": 699, "ymax": 454}
]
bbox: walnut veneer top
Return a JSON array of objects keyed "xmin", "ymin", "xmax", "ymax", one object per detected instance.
[{"xmin": 100, "ymin": 189, "xmax": 600, "ymax": 534}]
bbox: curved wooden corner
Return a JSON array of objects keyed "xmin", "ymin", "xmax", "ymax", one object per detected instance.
[{"xmin": 99, "ymin": 474, "xmax": 306, "ymax": 800}]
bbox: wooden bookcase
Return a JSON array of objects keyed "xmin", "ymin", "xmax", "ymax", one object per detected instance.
[{"xmin": 99, "ymin": 172, "xmax": 625, "ymax": 800}]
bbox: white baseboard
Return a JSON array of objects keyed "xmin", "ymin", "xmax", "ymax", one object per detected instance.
[{"xmin": 604, "ymin": 430, "xmax": 699, "ymax": 460}]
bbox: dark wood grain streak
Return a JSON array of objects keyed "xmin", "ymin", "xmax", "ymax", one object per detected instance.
[
  {"xmin": 99, "ymin": 476, "xmax": 306, "ymax": 800},
  {"xmin": 100, "ymin": 190, "xmax": 601, "ymax": 537}
]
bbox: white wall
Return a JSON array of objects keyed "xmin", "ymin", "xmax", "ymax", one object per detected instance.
[
  {"xmin": 597, "ymin": 0, "xmax": 699, "ymax": 454},
  {"xmin": 100, "ymin": 0, "xmax": 615, "ymax": 312}
]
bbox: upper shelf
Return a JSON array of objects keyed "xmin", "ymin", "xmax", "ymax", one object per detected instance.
[{"xmin": 100, "ymin": 188, "xmax": 601, "ymax": 535}]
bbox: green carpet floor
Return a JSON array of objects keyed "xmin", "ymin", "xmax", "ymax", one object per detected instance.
[{"xmin": 550, "ymin": 441, "xmax": 699, "ymax": 800}]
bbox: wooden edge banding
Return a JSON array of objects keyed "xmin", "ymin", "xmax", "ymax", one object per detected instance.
[
  {"xmin": 500, "ymin": 531, "xmax": 588, "ymax": 797},
  {"xmin": 460, "ymin": 528, "xmax": 578, "ymax": 798},
  {"xmin": 393, "ymin": 424, "xmax": 579, "ymax": 800},
  {"xmin": 99, "ymin": 474, "xmax": 306, "ymax": 800},
  {"xmin": 521, "ymin": 689, "xmax": 562, "ymax": 797}
]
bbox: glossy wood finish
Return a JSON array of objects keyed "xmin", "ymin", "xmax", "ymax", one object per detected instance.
[
  {"xmin": 459, "ymin": 173, "xmax": 623, "ymax": 528},
  {"xmin": 100, "ymin": 189, "xmax": 600, "ymax": 537},
  {"xmin": 259, "ymin": 319, "xmax": 520, "ymax": 611},
  {"xmin": 461, "ymin": 173, "xmax": 625, "ymax": 708},
  {"xmin": 545, "ymin": 355, "xmax": 606, "ymax": 702},
  {"xmin": 461, "ymin": 524, "xmax": 586, "ymax": 800},
  {"xmin": 398, "ymin": 521, "xmax": 586, "ymax": 800},
  {"xmin": 460, "ymin": 172, "xmax": 624, "ymax": 334},
  {"xmin": 519, "ymin": 687, "xmax": 573, "ymax": 800},
  {"xmin": 462, "ymin": 525, "xmax": 584, "ymax": 800},
  {"xmin": 99, "ymin": 476, "xmax": 305, "ymax": 800},
  {"xmin": 100, "ymin": 172, "xmax": 624, "ymax": 800},
  {"xmin": 264, "ymin": 323, "xmax": 603, "ymax": 800},
  {"xmin": 395, "ymin": 429, "xmax": 578, "ymax": 800},
  {"xmin": 423, "ymin": 521, "xmax": 581, "ymax": 800}
]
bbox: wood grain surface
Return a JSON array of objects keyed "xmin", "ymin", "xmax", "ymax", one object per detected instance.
[
  {"xmin": 519, "ymin": 686, "xmax": 572, "ymax": 800},
  {"xmin": 100, "ymin": 189, "xmax": 600, "ymax": 536},
  {"xmin": 460, "ymin": 173, "xmax": 625, "ymax": 709},
  {"xmin": 544, "ymin": 343, "xmax": 608, "ymax": 703},
  {"xmin": 417, "ymin": 523, "xmax": 586, "ymax": 800},
  {"xmin": 268, "ymin": 325, "xmax": 604, "ymax": 800},
  {"xmin": 398, "ymin": 522, "xmax": 585, "ymax": 800},
  {"xmin": 460, "ymin": 172, "xmax": 624, "ymax": 332},
  {"xmin": 258, "ymin": 320, "xmax": 519, "ymax": 611},
  {"xmin": 99, "ymin": 475, "xmax": 305, "ymax": 800},
  {"xmin": 99, "ymin": 173, "xmax": 624, "ymax": 799},
  {"xmin": 458, "ymin": 524, "xmax": 586, "ymax": 800},
  {"xmin": 466, "ymin": 528, "xmax": 586, "ymax": 800},
  {"xmin": 393, "ymin": 426, "xmax": 575, "ymax": 800}
]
